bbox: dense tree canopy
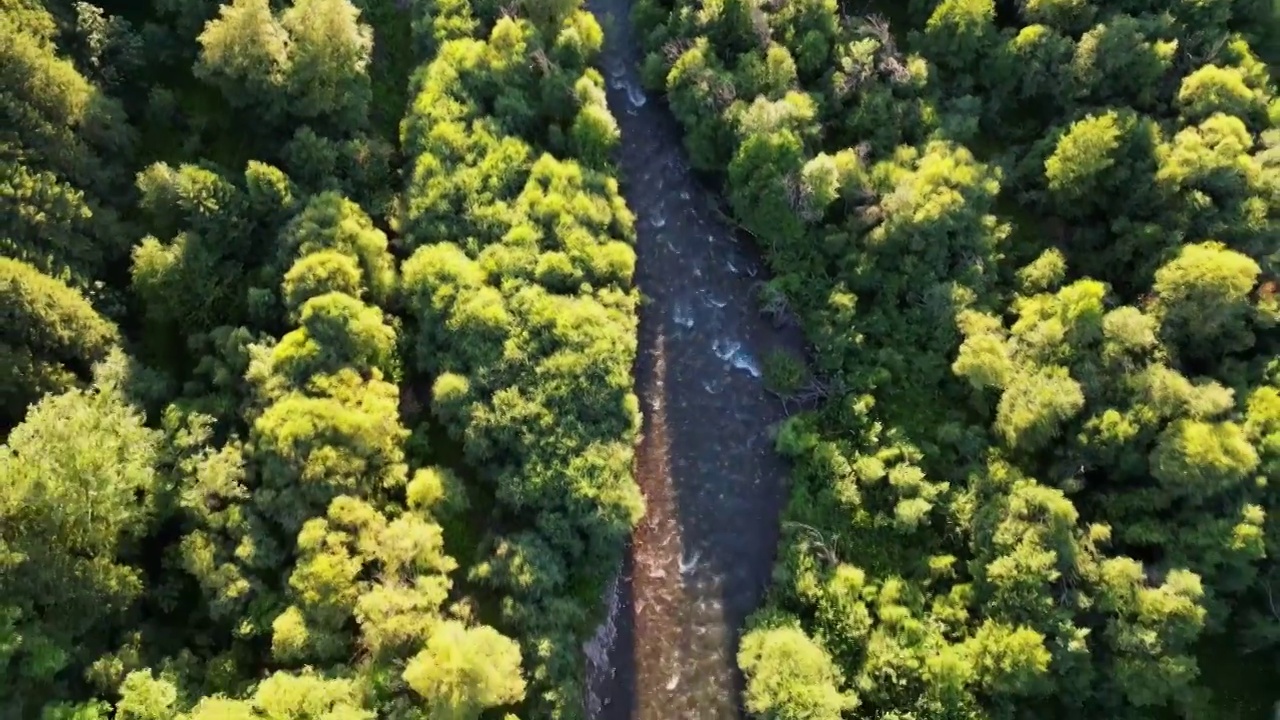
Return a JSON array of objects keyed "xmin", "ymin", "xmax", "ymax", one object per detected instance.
[
  {"xmin": 399, "ymin": 3, "xmax": 641, "ymax": 714},
  {"xmin": 1, "ymin": 352, "xmax": 161, "ymax": 715},
  {"xmin": 0, "ymin": 0, "xmax": 636, "ymax": 718},
  {"xmin": 0, "ymin": 0, "xmax": 133, "ymax": 287},
  {"xmin": 0, "ymin": 256, "xmax": 120, "ymax": 428}
]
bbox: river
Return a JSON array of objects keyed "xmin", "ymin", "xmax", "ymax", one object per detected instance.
[{"xmin": 580, "ymin": 1, "xmax": 807, "ymax": 718}]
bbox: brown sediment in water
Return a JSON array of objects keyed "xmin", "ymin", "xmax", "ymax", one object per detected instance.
[
  {"xmin": 628, "ymin": 330, "xmax": 743, "ymax": 720},
  {"xmin": 631, "ymin": 329, "xmax": 687, "ymax": 720}
]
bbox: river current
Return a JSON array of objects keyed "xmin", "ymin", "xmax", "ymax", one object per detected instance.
[{"xmin": 580, "ymin": 2, "xmax": 807, "ymax": 717}]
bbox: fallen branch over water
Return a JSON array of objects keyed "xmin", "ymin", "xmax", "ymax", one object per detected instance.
[{"xmin": 766, "ymin": 375, "xmax": 835, "ymax": 416}]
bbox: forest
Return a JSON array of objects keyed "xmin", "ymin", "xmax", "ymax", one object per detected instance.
[
  {"xmin": 2, "ymin": 0, "xmax": 638, "ymax": 717},
  {"xmin": 5, "ymin": 0, "xmax": 1280, "ymax": 718}
]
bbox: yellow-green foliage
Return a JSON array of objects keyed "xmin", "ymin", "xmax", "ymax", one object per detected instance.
[
  {"xmin": 399, "ymin": 3, "xmax": 641, "ymax": 715},
  {"xmin": 0, "ymin": 256, "xmax": 119, "ymax": 426}
]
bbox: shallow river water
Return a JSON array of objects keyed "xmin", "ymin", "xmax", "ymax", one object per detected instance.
[{"xmin": 581, "ymin": 2, "xmax": 808, "ymax": 718}]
